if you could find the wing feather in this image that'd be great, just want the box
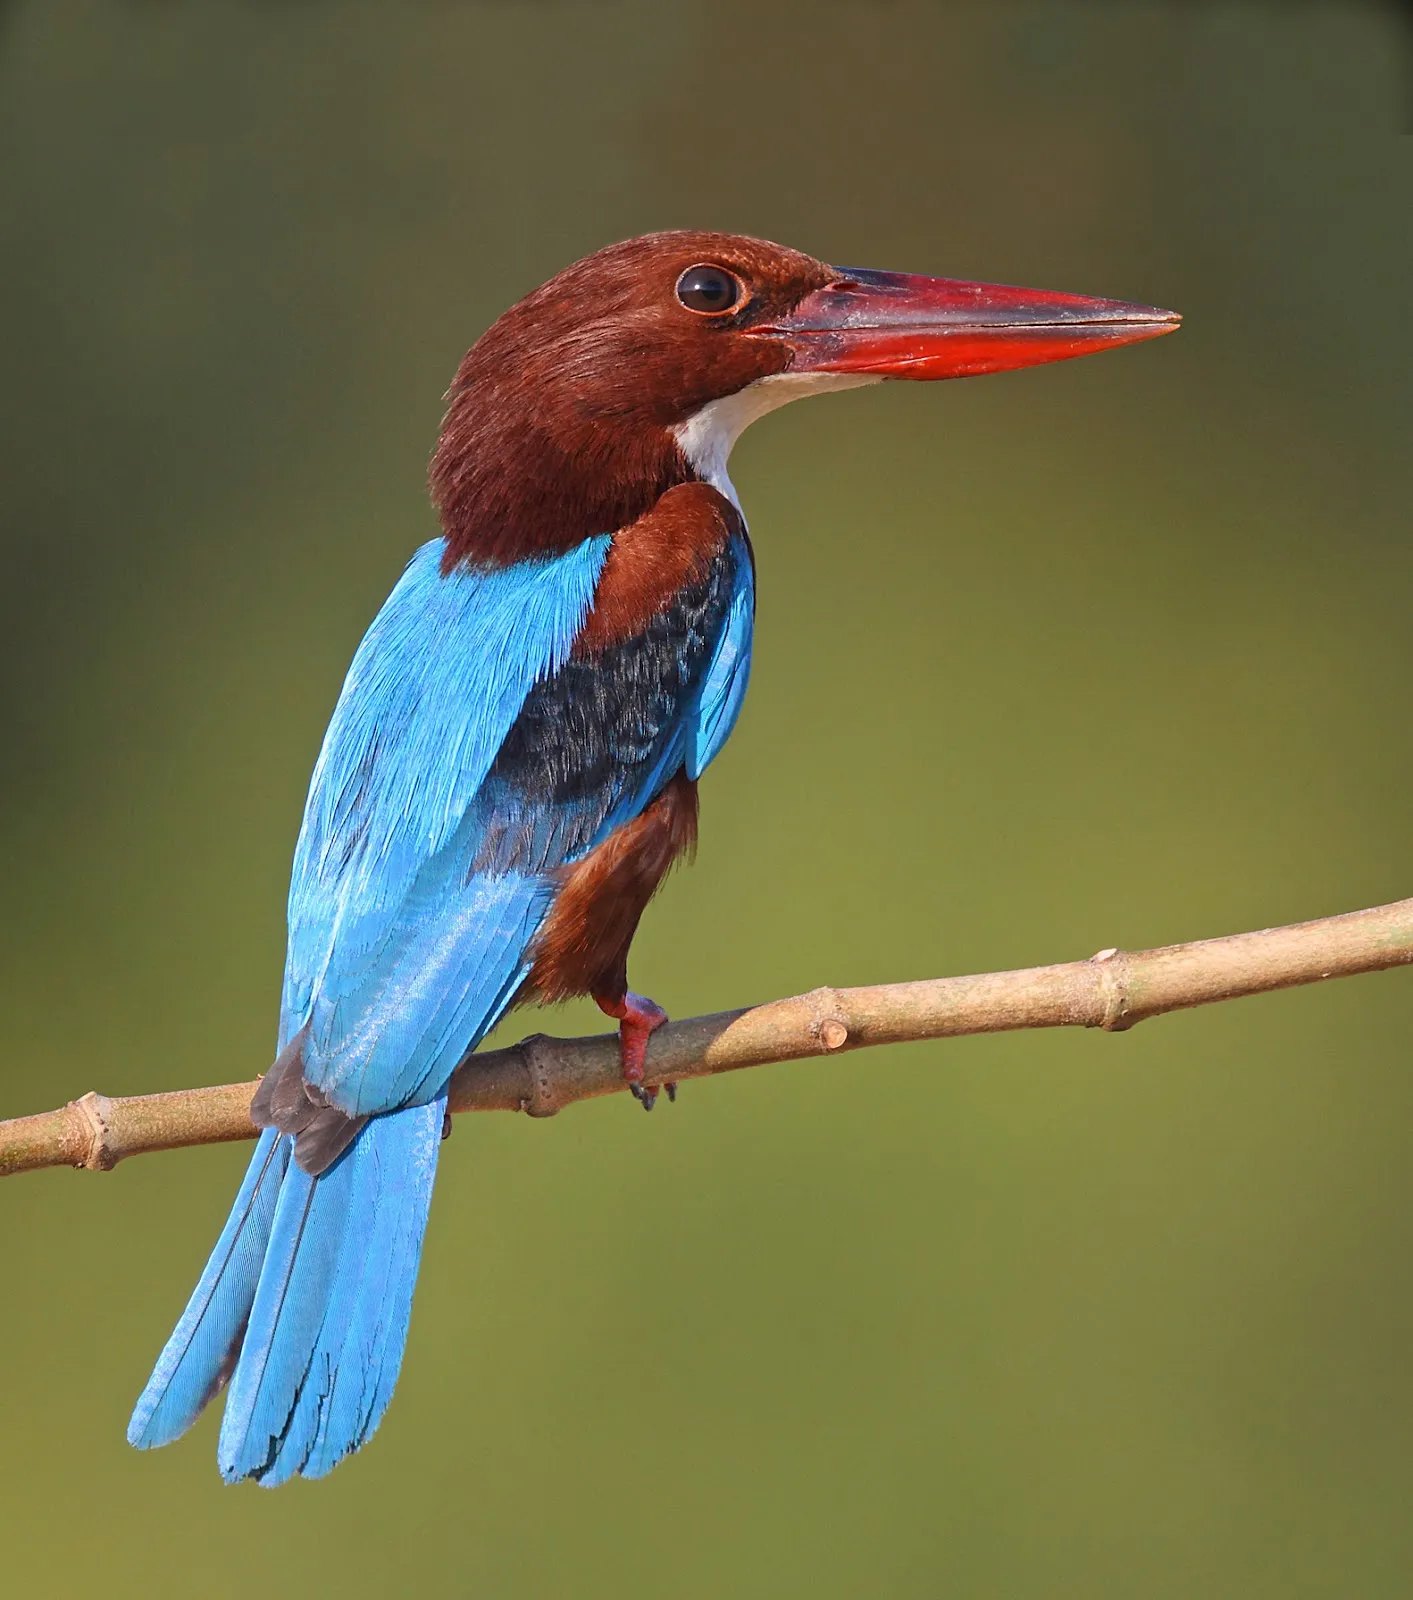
[280,537,609,1115]
[278,525,754,1124]
[687,534,755,779]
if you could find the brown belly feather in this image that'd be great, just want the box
[522,772,698,1006]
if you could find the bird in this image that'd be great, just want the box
[126,230,1179,1484]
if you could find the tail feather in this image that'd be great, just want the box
[128,1128,290,1450]
[216,1161,342,1481]
[215,1096,445,1485]
[285,1113,437,1480]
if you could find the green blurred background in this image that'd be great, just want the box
[2,2,1411,1594]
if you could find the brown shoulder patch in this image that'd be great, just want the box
[575,482,743,656]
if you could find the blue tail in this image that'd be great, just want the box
[128,1097,445,1484]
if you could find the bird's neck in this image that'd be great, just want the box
[432,367,873,568]
[431,373,696,571]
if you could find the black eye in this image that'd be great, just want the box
[675,264,743,315]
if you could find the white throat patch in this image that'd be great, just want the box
[671,371,880,511]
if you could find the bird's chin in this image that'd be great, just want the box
[752,267,1181,381]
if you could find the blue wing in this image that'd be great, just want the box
[281,535,610,1117]
[687,534,754,780]
[280,526,752,1122]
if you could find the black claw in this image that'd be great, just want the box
[630,1082,657,1111]
[441,1109,453,1141]
[665,1081,677,1103]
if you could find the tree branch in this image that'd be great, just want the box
[5,895,1413,1178]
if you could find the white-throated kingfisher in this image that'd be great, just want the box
[128,231,1179,1483]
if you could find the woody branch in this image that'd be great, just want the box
[4,895,1412,1178]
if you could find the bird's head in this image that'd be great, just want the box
[431,231,1179,567]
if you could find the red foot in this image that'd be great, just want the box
[595,988,672,1110]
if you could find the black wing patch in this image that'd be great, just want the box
[471,543,736,875]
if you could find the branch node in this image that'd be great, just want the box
[805,987,850,1052]
[517,1034,564,1118]
[73,1091,116,1171]
[1091,948,1134,1032]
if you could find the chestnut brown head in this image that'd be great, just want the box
[431,230,1178,567]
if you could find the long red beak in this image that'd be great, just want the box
[752,266,1180,380]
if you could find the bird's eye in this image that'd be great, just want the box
[675,265,743,315]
